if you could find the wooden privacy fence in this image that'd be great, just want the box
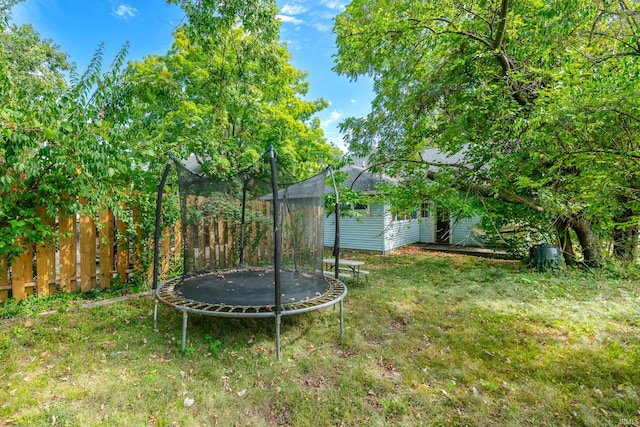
[0,197,323,303]
[180,197,324,274]
[0,203,148,303]
[181,197,272,273]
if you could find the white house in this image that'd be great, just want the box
[323,163,483,254]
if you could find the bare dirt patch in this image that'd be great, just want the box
[301,375,327,389]
[390,246,469,259]
[264,399,291,426]
[390,244,520,265]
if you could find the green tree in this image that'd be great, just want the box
[125,20,339,179]
[170,0,280,45]
[1,22,73,259]
[334,0,640,265]
[0,18,141,261]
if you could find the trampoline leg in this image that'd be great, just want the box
[339,300,344,339]
[275,314,281,361]
[153,299,158,329]
[181,310,188,354]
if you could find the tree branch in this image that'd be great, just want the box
[452,0,495,36]
[347,157,545,212]
[563,148,640,160]
[493,0,510,50]
[425,169,545,212]
[431,17,492,48]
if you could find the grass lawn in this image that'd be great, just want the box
[1,247,639,426]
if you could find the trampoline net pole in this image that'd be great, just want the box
[181,310,188,354]
[276,314,281,361]
[329,167,341,278]
[239,175,248,266]
[269,146,282,316]
[340,300,344,339]
[269,146,283,359]
[152,157,173,290]
[153,300,158,329]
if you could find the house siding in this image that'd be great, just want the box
[324,207,385,252]
[451,217,483,246]
[324,202,483,252]
[418,217,435,243]
[323,204,423,253]
[382,209,421,253]
[418,211,483,246]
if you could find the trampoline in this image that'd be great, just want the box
[152,147,347,359]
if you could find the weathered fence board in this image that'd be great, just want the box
[59,212,77,293]
[251,202,259,265]
[216,217,224,268]
[225,219,233,268]
[12,238,33,301]
[79,203,97,293]
[116,213,129,282]
[197,197,206,270]
[99,208,115,289]
[173,221,182,265]
[35,205,56,297]
[0,258,8,300]
[210,216,217,268]
[132,207,144,278]
[161,226,171,275]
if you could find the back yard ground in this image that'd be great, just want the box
[1,247,639,426]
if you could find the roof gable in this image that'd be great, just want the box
[338,165,398,193]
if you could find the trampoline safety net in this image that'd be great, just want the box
[173,158,328,277]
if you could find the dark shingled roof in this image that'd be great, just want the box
[338,164,398,193]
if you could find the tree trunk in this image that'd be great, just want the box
[555,216,575,265]
[612,204,639,262]
[571,216,602,266]
[612,224,639,262]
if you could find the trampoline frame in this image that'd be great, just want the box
[152,147,346,360]
[154,272,347,355]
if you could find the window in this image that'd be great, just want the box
[353,203,369,212]
[339,202,369,217]
[421,202,433,218]
[391,210,419,221]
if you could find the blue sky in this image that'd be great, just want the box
[10,0,374,151]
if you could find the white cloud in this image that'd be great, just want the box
[312,21,333,32]
[112,4,139,19]
[277,14,304,25]
[278,2,339,33]
[350,99,357,103]
[320,0,347,11]
[323,110,343,126]
[281,4,307,15]
[321,130,346,152]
